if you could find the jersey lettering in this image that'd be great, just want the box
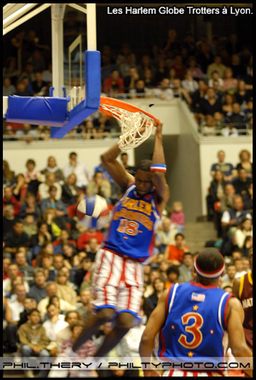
[178,312,204,349]
[117,219,139,236]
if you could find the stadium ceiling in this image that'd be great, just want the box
[3,3,88,35]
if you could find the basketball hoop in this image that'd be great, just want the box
[99,97,161,151]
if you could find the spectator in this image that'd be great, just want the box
[61,173,78,205]
[200,114,218,136]
[31,71,48,95]
[187,56,205,80]
[221,263,237,288]
[165,265,180,288]
[15,249,34,285]
[196,41,213,73]
[224,102,247,135]
[236,149,252,178]
[3,263,23,297]
[3,77,16,96]
[222,93,235,115]
[3,205,16,240]
[38,282,76,320]
[103,69,124,97]
[28,269,48,303]
[210,150,234,181]
[178,252,194,283]
[208,70,224,92]
[199,87,222,116]
[170,201,185,232]
[14,78,33,96]
[19,192,41,221]
[171,78,192,104]
[155,217,178,254]
[4,220,31,258]
[154,78,174,101]
[22,214,38,239]
[232,168,252,197]
[76,289,93,321]
[234,258,247,279]
[24,158,42,196]
[39,172,62,201]
[3,160,15,188]
[56,269,77,306]
[164,233,189,265]
[17,308,50,376]
[143,277,166,319]
[63,152,90,189]
[17,297,38,328]
[233,218,253,249]
[235,80,251,106]
[124,66,140,93]
[207,55,226,79]
[154,57,169,85]
[222,67,238,93]
[242,236,253,258]
[86,171,111,200]
[41,156,64,183]
[41,185,66,217]
[12,173,28,203]
[120,152,136,176]
[3,186,21,216]
[84,237,100,262]
[181,69,199,94]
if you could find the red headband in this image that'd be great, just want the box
[194,257,225,279]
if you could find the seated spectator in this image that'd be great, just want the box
[55,310,82,349]
[170,201,185,233]
[242,183,253,212]
[61,173,78,205]
[200,114,218,136]
[171,78,192,105]
[233,258,247,279]
[84,237,100,262]
[222,93,235,115]
[164,233,189,265]
[235,79,251,106]
[236,149,252,178]
[41,185,66,217]
[77,257,94,291]
[199,87,223,116]
[38,172,62,200]
[154,57,169,85]
[155,217,178,254]
[28,269,48,303]
[222,67,238,93]
[19,192,41,221]
[165,265,180,288]
[178,252,194,283]
[232,168,252,197]
[233,218,253,249]
[56,269,77,306]
[38,282,76,320]
[220,123,239,137]
[191,79,208,115]
[181,69,199,94]
[14,78,33,96]
[4,220,31,258]
[63,151,90,189]
[17,297,38,328]
[3,160,15,187]
[3,186,21,217]
[143,277,166,319]
[242,236,253,258]
[103,69,124,97]
[3,77,16,96]
[208,70,224,92]
[43,303,69,355]
[77,228,104,251]
[41,156,64,183]
[207,55,226,79]
[142,67,156,88]
[3,263,24,297]
[31,71,48,95]
[120,152,136,176]
[22,214,38,240]
[15,249,34,285]
[124,66,140,93]
[86,171,111,200]
[4,284,27,352]
[12,173,28,203]
[17,308,50,374]
[24,158,43,196]
[171,54,186,79]
[76,289,93,320]
[154,78,174,101]
[30,221,53,258]
[221,263,237,288]
[210,150,234,181]
[3,205,16,240]
[206,170,226,225]
[187,56,205,80]
[224,102,247,135]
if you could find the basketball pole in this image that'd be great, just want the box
[86,4,97,50]
[51,4,66,97]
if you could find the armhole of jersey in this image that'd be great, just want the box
[167,283,179,314]
[120,184,135,201]
[239,275,245,298]
[151,197,161,220]
[165,285,173,316]
[248,271,252,285]
[218,292,231,332]
[223,294,233,330]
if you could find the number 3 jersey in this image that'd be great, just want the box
[155,282,232,362]
[103,184,160,262]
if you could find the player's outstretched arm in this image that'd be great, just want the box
[226,297,252,377]
[101,143,134,190]
[151,123,170,215]
[139,290,168,376]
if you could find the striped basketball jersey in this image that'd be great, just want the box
[239,271,253,348]
[104,184,160,261]
[155,282,232,363]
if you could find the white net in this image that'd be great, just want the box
[100,104,154,151]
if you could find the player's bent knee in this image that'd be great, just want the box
[116,312,136,330]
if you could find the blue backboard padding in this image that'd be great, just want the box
[85,51,101,109]
[6,96,69,125]
[50,107,97,138]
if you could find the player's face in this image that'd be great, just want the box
[135,170,153,196]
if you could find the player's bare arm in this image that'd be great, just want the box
[151,123,170,214]
[139,289,169,376]
[100,143,134,190]
[226,297,252,377]
[232,277,241,299]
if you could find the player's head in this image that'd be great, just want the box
[135,159,153,196]
[194,248,225,285]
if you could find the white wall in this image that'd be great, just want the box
[199,140,252,215]
[3,139,134,178]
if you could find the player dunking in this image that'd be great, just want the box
[73,123,169,356]
[139,248,252,377]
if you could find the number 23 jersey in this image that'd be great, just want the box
[104,184,160,262]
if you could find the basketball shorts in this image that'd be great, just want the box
[92,248,144,319]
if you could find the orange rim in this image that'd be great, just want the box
[99,96,160,125]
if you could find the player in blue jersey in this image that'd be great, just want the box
[73,123,169,357]
[139,248,252,377]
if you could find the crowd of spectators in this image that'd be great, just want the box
[206,149,253,262]
[3,28,253,139]
[3,146,253,377]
